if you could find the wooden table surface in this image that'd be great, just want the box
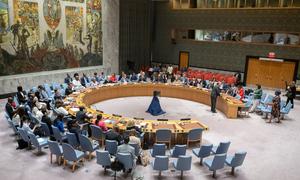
[65,83,245,134]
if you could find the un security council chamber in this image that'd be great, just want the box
[0,0,299,180]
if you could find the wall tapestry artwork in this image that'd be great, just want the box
[0,0,102,76]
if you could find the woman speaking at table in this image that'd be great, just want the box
[146,91,166,116]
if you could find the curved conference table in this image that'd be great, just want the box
[64,83,244,144]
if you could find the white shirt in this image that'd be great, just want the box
[72,79,84,90]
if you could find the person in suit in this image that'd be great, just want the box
[76,106,90,124]
[16,86,27,104]
[5,96,16,119]
[41,108,53,135]
[80,73,90,87]
[65,82,74,96]
[211,83,220,113]
[106,125,123,145]
[64,73,73,84]
[117,136,136,173]
[286,81,296,108]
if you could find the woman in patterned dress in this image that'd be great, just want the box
[268,90,281,123]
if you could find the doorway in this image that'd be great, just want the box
[179,51,189,71]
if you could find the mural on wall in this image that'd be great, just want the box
[0,0,103,76]
[86,0,102,54]
[64,0,84,3]
[43,0,61,30]
[65,6,83,44]
[13,0,39,57]
[0,0,9,44]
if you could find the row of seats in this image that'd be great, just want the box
[4,113,246,178]
[242,92,293,118]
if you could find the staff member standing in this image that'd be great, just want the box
[211,83,220,113]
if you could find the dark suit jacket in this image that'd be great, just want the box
[17,91,27,104]
[105,130,123,145]
[211,85,221,98]
[76,111,89,124]
[5,103,14,119]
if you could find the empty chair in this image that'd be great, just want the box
[261,105,272,119]
[90,125,105,147]
[52,126,67,143]
[211,141,231,154]
[17,128,31,147]
[155,129,172,149]
[27,132,48,153]
[129,143,142,157]
[170,145,187,158]
[96,150,112,171]
[187,128,203,147]
[225,151,247,175]
[116,153,135,172]
[40,122,51,137]
[78,134,99,160]
[66,132,80,148]
[172,155,192,178]
[62,143,85,172]
[150,143,166,157]
[48,140,63,165]
[151,155,169,176]
[105,140,118,155]
[281,102,292,119]
[192,144,213,165]
[204,154,227,178]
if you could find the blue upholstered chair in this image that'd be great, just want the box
[150,143,166,157]
[257,95,274,111]
[225,151,247,175]
[211,141,231,154]
[27,111,39,125]
[105,140,118,155]
[90,125,105,147]
[44,83,53,97]
[52,125,67,143]
[170,144,186,158]
[116,153,135,172]
[7,120,19,135]
[66,132,80,149]
[261,105,272,119]
[204,153,227,178]
[40,122,51,137]
[27,132,48,153]
[192,144,213,165]
[129,143,142,157]
[172,155,192,178]
[62,143,85,172]
[187,128,203,147]
[281,102,292,119]
[260,93,267,103]
[155,129,172,149]
[17,128,31,147]
[96,150,112,172]
[78,134,99,160]
[48,140,63,165]
[151,155,169,176]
